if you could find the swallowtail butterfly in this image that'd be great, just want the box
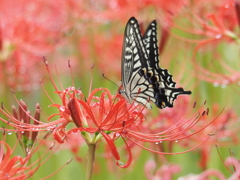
[120,17,191,109]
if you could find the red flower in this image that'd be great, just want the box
[0,132,65,180]
[0,60,222,168]
[0,140,37,180]
[0,0,66,91]
[148,96,236,170]
[171,0,240,86]
[49,87,214,168]
[47,85,145,168]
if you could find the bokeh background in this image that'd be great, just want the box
[0,0,239,179]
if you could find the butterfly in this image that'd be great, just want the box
[120,17,191,109]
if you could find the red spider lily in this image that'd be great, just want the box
[0,140,38,180]
[0,0,67,91]
[173,0,238,44]
[0,0,187,87]
[45,61,227,169]
[189,105,238,169]
[0,59,223,169]
[0,98,73,179]
[142,96,193,153]
[0,130,68,180]
[171,0,240,87]
[46,86,215,169]
[197,108,239,169]
[146,96,235,169]
[44,82,145,168]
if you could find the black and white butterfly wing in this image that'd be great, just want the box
[121,17,153,109]
[121,17,191,109]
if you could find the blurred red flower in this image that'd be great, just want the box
[0,0,67,91]
[171,0,240,87]
[0,140,38,180]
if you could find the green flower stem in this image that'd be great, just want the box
[86,143,96,180]
[93,133,102,143]
[225,30,240,44]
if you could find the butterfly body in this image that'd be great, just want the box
[120,17,191,109]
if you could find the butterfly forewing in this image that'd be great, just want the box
[121,17,148,79]
[121,17,191,109]
[121,17,153,108]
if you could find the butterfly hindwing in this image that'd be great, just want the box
[143,20,160,69]
[142,20,176,88]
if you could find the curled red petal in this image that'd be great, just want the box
[116,137,132,168]
[101,131,120,160]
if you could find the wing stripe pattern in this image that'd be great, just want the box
[121,17,191,109]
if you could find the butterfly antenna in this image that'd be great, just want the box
[102,74,119,87]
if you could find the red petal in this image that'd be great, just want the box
[101,131,120,160]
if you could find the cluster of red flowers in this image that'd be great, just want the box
[0,58,224,178]
[0,0,239,179]
[0,129,70,180]
[171,0,240,88]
